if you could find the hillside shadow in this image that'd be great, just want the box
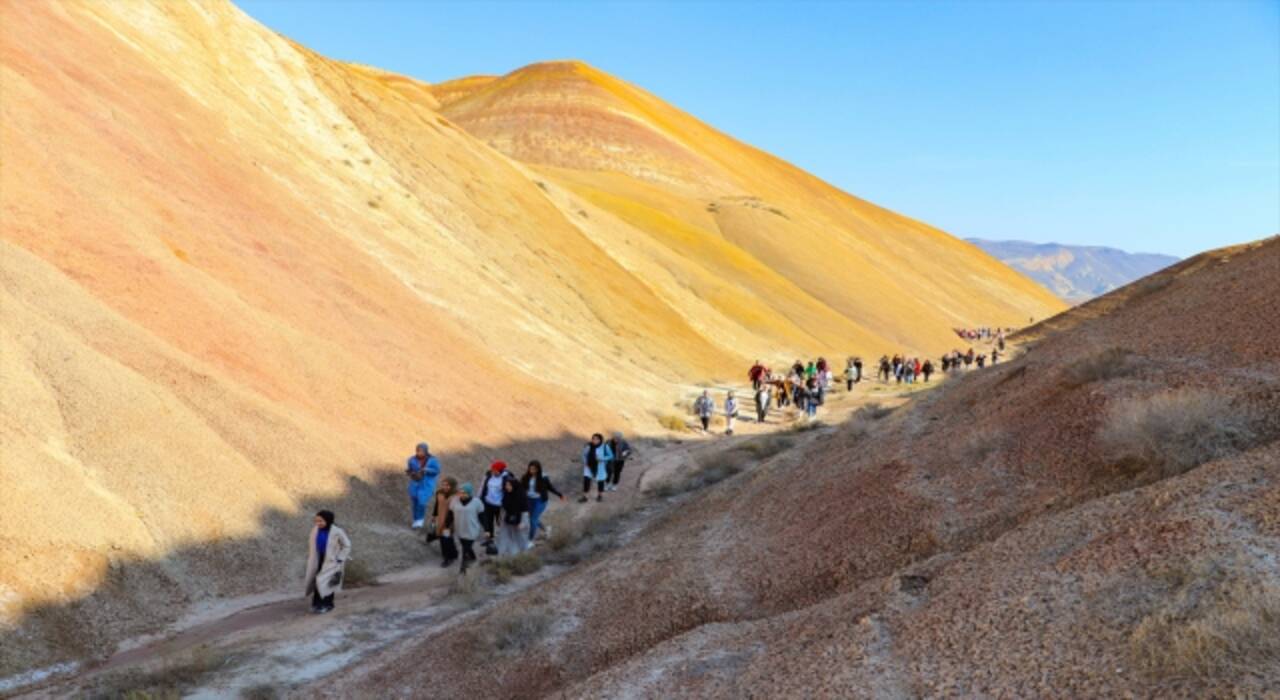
[0,430,611,692]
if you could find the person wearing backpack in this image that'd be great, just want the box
[579,433,614,502]
[405,442,441,530]
[497,476,529,555]
[480,461,513,552]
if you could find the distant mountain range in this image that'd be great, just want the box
[968,239,1180,303]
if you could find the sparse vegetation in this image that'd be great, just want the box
[484,607,553,654]
[788,419,822,433]
[85,645,233,699]
[739,435,794,459]
[342,559,376,588]
[657,413,688,432]
[445,571,490,609]
[860,402,893,420]
[1063,347,1139,386]
[1100,389,1257,477]
[1130,565,1280,683]
[486,552,543,584]
[544,510,625,565]
[645,448,753,497]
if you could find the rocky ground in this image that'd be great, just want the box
[311,238,1278,698]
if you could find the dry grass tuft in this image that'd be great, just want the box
[1063,347,1139,386]
[341,559,376,588]
[543,511,623,565]
[1130,571,1280,683]
[657,413,688,432]
[1100,390,1257,477]
[485,607,553,654]
[85,645,233,699]
[486,552,543,584]
[445,572,490,608]
[964,426,1006,464]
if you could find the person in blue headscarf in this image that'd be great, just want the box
[406,442,441,529]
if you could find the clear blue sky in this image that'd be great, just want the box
[238,0,1278,258]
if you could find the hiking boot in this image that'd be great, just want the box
[439,558,455,568]
[578,495,588,503]
[411,519,424,529]
[596,494,603,502]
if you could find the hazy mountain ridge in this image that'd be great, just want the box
[969,238,1179,303]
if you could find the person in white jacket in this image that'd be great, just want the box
[304,510,351,614]
[724,391,739,435]
[450,483,485,574]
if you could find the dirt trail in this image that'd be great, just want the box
[17,376,944,698]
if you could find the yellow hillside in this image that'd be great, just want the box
[0,0,1061,669]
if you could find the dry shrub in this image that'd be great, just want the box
[341,559,376,588]
[487,552,543,584]
[789,419,821,433]
[1101,390,1257,477]
[1063,347,1138,386]
[657,414,688,432]
[544,511,622,565]
[485,607,553,654]
[860,402,893,420]
[1130,574,1280,683]
[739,435,794,459]
[445,572,490,609]
[87,645,232,699]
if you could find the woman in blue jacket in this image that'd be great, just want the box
[406,442,441,529]
[579,433,614,503]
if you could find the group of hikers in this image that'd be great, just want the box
[954,327,1011,342]
[304,334,1018,613]
[303,433,634,613]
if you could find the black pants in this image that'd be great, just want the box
[440,535,458,562]
[756,403,767,422]
[846,379,853,391]
[458,538,476,573]
[481,503,501,540]
[583,476,605,493]
[608,459,627,486]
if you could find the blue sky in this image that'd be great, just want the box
[238,0,1278,258]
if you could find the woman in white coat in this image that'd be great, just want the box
[304,510,351,614]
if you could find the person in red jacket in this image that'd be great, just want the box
[748,360,767,390]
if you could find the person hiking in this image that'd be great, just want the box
[913,358,922,382]
[497,477,529,555]
[805,361,817,380]
[878,355,891,382]
[304,510,351,614]
[429,477,459,567]
[521,460,563,542]
[922,359,934,382]
[853,356,863,384]
[976,353,986,368]
[606,432,632,491]
[724,391,739,435]
[405,442,441,530]
[802,378,819,419]
[748,360,766,390]
[991,349,1000,364]
[754,383,770,423]
[844,358,856,391]
[580,433,614,502]
[694,391,714,433]
[964,348,975,368]
[480,461,513,552]
[792,360,805,379]
[449,483,485,574]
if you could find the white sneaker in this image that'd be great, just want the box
[411,519,424,529]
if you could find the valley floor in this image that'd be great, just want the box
[19,373,945,698]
